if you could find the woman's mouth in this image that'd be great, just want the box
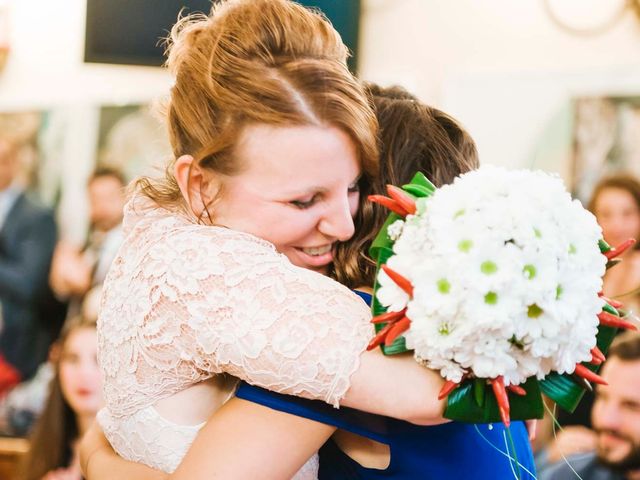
[301,245,332,256]
[295,244,334,269]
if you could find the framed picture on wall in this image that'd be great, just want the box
[0,104,171,241]
[571,95,640,202]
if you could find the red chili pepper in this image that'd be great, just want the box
[590,346,606,364]
[598,311,638,331]
[507,385,527,396]
[381,264,414,297]
[371,308,407,324]
[384,316,411,346]
[386,185,417,215]
[367,321,396,351]
[368,195,409,217]
[604,238,637,260]
[598,293,624,309]
[491,376,511,427]
[574,364,608,386]
[590,354,603,366]
[438,379,462,400]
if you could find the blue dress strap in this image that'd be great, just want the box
[236,384,391,444]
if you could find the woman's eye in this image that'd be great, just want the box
[290,196,317,209]
[61,353,80,365]
[348,181,360,193]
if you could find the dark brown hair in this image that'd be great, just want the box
[608,331,640,362]
[89,166,127,187]
[22,317,97,480]
[137,0,378,221]
[588,173,640,249]
[330,84,479,288]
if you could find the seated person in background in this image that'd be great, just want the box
[546,174,640,436]
[50,167,126,322]
[590,174,640,315]
[537,331,640,480]
[21,316,103,480]
[0,132,58,390]
[0,352,55,437]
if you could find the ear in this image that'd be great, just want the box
[174,155,217,218]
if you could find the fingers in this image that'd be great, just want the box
[525,419,537,442]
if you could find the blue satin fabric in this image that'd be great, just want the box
[235,291,536,479]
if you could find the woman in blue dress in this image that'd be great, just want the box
[81,85,536,479]
[225,85,536,479]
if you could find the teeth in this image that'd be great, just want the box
[302,245,332,256]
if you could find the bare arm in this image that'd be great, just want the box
[80,421,168,480]
[81,350,445,480]
[170,350,448,479]
[80,400,334,480]
[171,398,335,480]
[343,350,446,425]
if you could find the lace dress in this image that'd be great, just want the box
[97,194,373,477]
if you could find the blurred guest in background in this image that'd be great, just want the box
[0,132,58,391]
[22,316,103,480]
[589,174,640,315]
[538,332,640,480]
[50,167,126,323]
[541,174,640,444]
[0,350,55,437]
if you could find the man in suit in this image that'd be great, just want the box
[0,135,58,388]
[49,167,125,322]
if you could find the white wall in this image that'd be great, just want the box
[0,0,172,241]
[0,0,171,110]
[359,0,640,173]
[2,0,640,179]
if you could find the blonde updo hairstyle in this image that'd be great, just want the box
[138,0,379,223]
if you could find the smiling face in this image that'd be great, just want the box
[59,327,103,417]
[592,357,640,471]
[88,175,126,233]
[593,187,640,249]
[212,123,361,274]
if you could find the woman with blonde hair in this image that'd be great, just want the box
[89,0,446,478]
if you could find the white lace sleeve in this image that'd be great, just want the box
[100,219,373,412]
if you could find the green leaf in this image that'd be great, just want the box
[445,377,544,423]
[599,239,611,253]
[474,378,485,407]
[369,213,400,264]
[369,172,437,357]
[405,171,436,191]
[540,325,617,412]
[402,184,433,198]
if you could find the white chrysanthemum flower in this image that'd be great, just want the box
[387,219,406,241]
[375,255,414,312]
[374,165,605,385]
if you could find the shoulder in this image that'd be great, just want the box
[8,194,55,233]
[155,223,280,265]
[12,193,53,219]
[537,452,606,480]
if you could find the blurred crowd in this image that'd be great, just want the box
[0,127,125,479]
[0,123,639,479]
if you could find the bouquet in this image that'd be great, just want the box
[368,166,637,426]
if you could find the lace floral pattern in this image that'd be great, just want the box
[97,194,372,473]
